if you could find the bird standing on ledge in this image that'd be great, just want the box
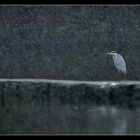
[106,51,127,75]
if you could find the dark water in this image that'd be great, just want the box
[0,103,140,134]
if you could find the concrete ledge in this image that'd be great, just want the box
[0,79,140,134]
[0,79,140,108]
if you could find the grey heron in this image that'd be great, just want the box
[106,51,127,74]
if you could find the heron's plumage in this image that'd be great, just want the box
[113,53,127,74]
[106,51,127,74]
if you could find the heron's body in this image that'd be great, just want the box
[106,51,127,75]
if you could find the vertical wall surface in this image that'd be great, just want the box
[0,79,140,134]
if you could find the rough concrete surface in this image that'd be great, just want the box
[0,79,140,134]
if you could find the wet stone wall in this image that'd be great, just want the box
[0,80,140,134]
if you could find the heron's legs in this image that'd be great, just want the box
[123,72,127,81]
[117,70,121,77]
[117,70,127,80]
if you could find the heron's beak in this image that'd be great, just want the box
[106,53,113,56]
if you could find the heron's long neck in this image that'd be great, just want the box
[113,54,118,58]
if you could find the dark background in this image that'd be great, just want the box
[0,5,139,80]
